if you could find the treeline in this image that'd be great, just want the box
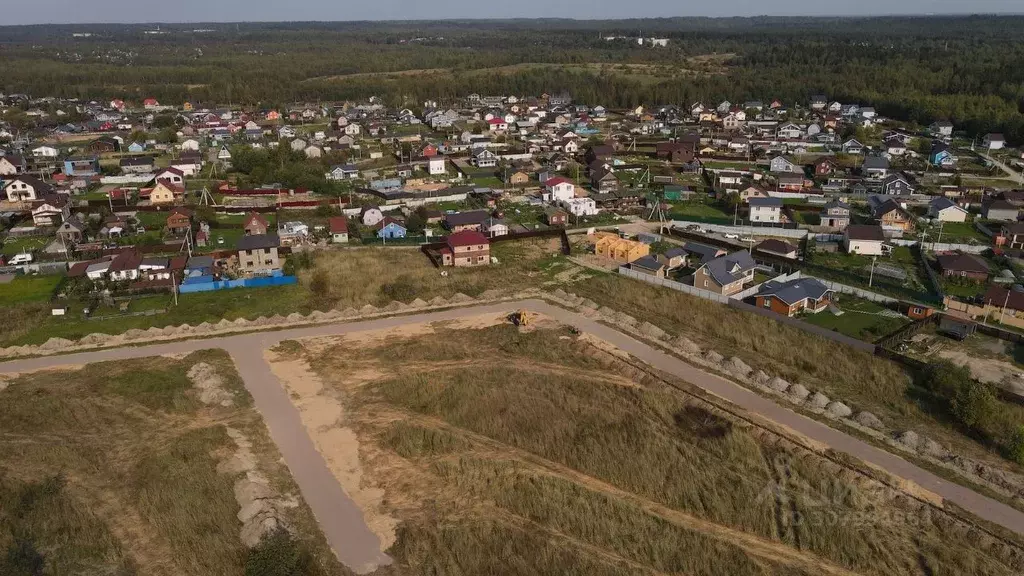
[3,17,1024,142]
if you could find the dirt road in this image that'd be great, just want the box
[4,299,1024,562]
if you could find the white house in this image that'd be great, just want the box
[928,197,969,223]
[428,156,446,176]
[32,146,58,158]
[344,123,361,136]
[769,156,800,174]
[748,197,783,223]
[31,197,70,227]
[4,176,52,202]
[180,138,201,151]
[562,197,598,217]
[777,123,803,140]
[304,145,323,159]
[481,217,509,238]
[544,177,576,202]
[154,167,185,186]
[361,207,385,227]
[984,134,1006,150]
[843,225,886,256]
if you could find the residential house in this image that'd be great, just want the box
[590,166,618,193]
[562,197,598,217]
[593,234,650,263]
[930,142,957,168]
[471,148,498,168]
[57,217,86,244]
[842,139,865,155]
[243,212,270,236]
[481,217,509,238]
[361,206,385,227]
[236,234,281,277]
[631,255,667,278]
[777,174,806,192]
[505,170,530,186]
[749,197,783,224]
[326,164,360,181]
[692,251,756,296]
[440,230,491,267]
[862,156,890,180]
[154,167,185,186]
[769,156,800,174]
[754,239,798,259]
[983,199,1019,222]
[0,155,25,176]
[148,180,184,205]
[869,196,914,234]
[444,210,490,233]
[929,197,969,222]
[657,247,688,269]
[936,252,989,281]
[740,186,769,202]
[428,156,446,176]
[814,157,837,176]
[120,156,154,174]
[755,278,834,317]
[4,176,52,202]
[87,137,119,154]
[929,121,954,137]
[880,173,914,196]
[63,156,101,177]
[108,249,144,281]
[984,134,1006,151]
[820,199,851,230]
[544,207,569,226]
[328,216,349,243]
[843,225,886,255]
[544,177,576,202]
[32,146,59,158]
[777,123,803,140]
[165,208,192,235]
[377,217,407,239]
[31,195,70,227]
[1000,222,1024,249]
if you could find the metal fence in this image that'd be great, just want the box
[669,220,810,239]
[617,266,731,303]
[798,273,899,304]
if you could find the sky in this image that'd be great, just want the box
[3,0,1022,25]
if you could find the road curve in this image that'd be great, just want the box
[2,299,1024,555]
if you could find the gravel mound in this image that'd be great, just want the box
[359,305,378,315]
[723,357,752,378]
[78,333,110,346]
[409,298,428,308]
[187,362,234,407]
[598,306,616,317]
[580,298,599,310]
[920,437,950,459]
[478,289,503,300]
[808,392,830,409]
[854,411,885,430]
[895,431,920,451]
[825,401,852,418]
[382,301,403,312]
[703,350,724,364]
[428,296,448,307]
[449,292,474,303]
[752,371,771,385]
[787,383,810,401]
[639,322,667,340]
[552,288,569,300]
[768,377,791,392]
[615,312,639,328]
[285,312,305,322]
[39,337,74,351]
[672,336,701,355]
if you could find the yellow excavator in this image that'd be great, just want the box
[509,309,531,327]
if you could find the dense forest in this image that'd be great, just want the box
[2,17,1024,141]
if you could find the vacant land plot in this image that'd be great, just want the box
[0,350,343,576]
[0,274,62,305]
[271,322,1024,576]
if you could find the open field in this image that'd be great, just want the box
[0,350,344,576]
[0,274,62,305]
[269,321,1024,575]
[568,273,1024,486]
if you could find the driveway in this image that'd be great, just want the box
[2,299,1023,562]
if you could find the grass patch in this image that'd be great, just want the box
[302,325,1024,576]
[1,236,50,258]
[801,296,910,342]
[0,350,344,576]
[0,275,61,305]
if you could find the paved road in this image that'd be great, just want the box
[3,299,1024,559]
[980,153,1024,185]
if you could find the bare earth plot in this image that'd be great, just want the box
[266,315,1024,576]
[0,350,344,576]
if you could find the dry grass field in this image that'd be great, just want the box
[269,321,1024,576]
[0,350,344,576]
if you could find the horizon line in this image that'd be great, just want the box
[3,12,1024,27]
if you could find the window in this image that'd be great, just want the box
[703,279,708,288]
[763,298,771,309]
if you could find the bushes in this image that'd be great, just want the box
[920,360,1024,460]
[244,529,313,576]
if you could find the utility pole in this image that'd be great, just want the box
[1001,288,1011,325]
[868,256,877,287]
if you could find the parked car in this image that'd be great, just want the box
[723,233,740,240]
[9,253,34,265]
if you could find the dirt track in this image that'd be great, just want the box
[4,299,1024,569]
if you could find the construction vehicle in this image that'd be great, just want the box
[509,309,531,327]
